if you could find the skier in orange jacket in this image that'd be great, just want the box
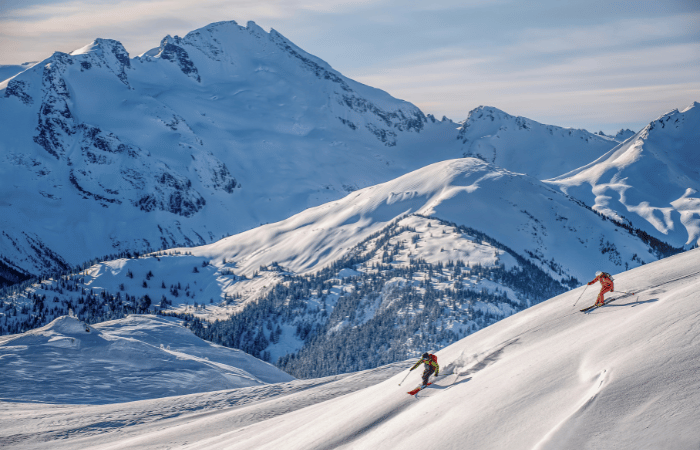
[588,271,614,307]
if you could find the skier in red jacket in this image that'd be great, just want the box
[588,271,614,307]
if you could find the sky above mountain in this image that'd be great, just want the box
[1,0,698,135]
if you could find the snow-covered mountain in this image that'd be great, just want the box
[596,128,635,142]
[0,314,292,404]
[1,247,698,449]
[0,20,620,281]
[2,158,671,375]
[612,128,635,142]
[0,20,450,279]
[547,102,700,249]
[457,106,622,180]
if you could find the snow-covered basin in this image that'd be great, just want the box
[1,249,699,449]
[0,315,293,404]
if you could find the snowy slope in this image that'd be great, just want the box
[457,106,621,180]
[0,361,406,449]
[0,63,36,82]
[1,247,698,449]
[548,102,700,248]
[203,248,700,450]
[0,20,619,279]
[0,314,292,404]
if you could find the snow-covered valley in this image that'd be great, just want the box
[2,247,698,449]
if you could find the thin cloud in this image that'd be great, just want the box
[0,0,379,60]
[0,0,697,134]
[351,39,699,130]
[511,13,700,56]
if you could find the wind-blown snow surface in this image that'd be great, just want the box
[0,19,619,278]
[1,248,698,449]
[0,314,292,404]
[548,102,700,248]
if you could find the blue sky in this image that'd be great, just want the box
[1,0,698,134]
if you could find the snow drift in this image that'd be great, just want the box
[0,314,293,404]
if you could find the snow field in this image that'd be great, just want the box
[0,360,406,449]
[0,315,293,404]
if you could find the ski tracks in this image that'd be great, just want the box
[531,369,609,450]
[310,395,415,450]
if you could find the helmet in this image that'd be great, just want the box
[595,271,602,277]
[422,352,430,359]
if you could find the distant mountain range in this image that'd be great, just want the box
[1,20,638,282]
[0,157,679,375]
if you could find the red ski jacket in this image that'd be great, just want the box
[588,274,614,291]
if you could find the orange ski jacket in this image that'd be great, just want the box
[588,273,614,291]
[410,355,440,376]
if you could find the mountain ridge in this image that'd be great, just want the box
[547,101,700,248]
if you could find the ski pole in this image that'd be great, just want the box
[573,284,588,307]
[399,370,411,386]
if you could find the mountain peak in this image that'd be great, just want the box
[246,20,266,35]
[548,100,700,247]
[462,105,511,124]
[680,100,700,114]
[70,38,128,57]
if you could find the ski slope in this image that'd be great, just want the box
[1,247,698,449]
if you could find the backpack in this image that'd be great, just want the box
[601,272,614,281]
[429,354,437,363]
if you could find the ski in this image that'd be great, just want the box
[580,292,635,312]
[407,382,432,396]
[580,304,601,312]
